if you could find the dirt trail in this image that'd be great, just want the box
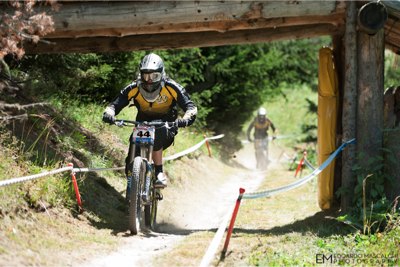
[79,142,280,267]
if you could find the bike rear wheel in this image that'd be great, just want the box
[128,156,146,235]
[255,140,268,170]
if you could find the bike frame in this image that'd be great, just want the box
[254,138,269,170]
[127,124,154,204]
[115,119,172,235]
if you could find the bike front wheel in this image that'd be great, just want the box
[128,156,146,235]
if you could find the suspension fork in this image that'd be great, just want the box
[140,145,154,204]
[139,158,152,204]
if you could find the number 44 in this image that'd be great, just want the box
[137,131,151,137]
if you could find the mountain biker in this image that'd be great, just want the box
[102,53,197,187]
[247,107,276,168]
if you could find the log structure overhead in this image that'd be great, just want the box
[22,1,348,53]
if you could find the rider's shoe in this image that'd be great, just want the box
[154,172,168,188]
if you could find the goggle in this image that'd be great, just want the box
[142,72,162,82]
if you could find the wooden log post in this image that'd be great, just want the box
[356,29,385,173]
[332,34,344,209]
[341,1,357,211]
[384,86,400,201]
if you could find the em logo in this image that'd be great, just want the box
[316,254,334,264]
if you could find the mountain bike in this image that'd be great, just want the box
[115,119,175,235]
[254,139,269,170]
[254,136,275,170]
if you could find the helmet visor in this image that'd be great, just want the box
[142,72,162,82]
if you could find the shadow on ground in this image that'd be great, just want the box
[230,210,356,238]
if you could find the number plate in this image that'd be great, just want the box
[132,125,155,145]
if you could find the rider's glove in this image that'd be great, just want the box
[175,118,189,128]
[102,107,115,125]
[272,136,276,140]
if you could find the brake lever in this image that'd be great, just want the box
[164,121,176,131]
[165,121,172,130]
[116,120,124,127]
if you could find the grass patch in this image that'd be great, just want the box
[214,159,400,266]
[1,94,211,266]
[155,145,397,266]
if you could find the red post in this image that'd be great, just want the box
[204,134,212,157]
[221,188,245,257]
[300,151,307,177]
[68,163,83,212]
[294,151,306,178]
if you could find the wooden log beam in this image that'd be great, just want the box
[33,1,345,38]
[45,14,345,38]
[24,24,343,54]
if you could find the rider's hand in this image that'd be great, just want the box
[102,108,115,125]
[272,136,276,140]
[175,118,189,128]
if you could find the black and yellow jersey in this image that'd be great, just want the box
[247,117,276,140]
[108,78,197,124]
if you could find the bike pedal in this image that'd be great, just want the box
[156,192,163,201]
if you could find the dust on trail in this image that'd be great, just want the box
[79,141,279,267]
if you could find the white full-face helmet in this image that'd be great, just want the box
[138,53,165,102]
[257,107,267,122]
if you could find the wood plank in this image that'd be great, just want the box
[24,24,343,54]
[40,1,341,33]
[45,14,345,38]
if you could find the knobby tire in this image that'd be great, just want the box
[128,157,145,235]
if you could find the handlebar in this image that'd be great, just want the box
[114,119,176,128]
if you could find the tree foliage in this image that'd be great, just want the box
[11,38,325,152]
[385,51,400,89]
[0,0,57,59]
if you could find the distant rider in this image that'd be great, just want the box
[247,107,276,168]
[102,53,197,187]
